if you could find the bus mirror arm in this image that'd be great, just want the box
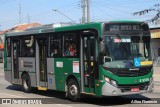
[104,56,112,63]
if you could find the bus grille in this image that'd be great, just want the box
[114,69,149,77]
[103,66,152,77]
[118,82,149,93]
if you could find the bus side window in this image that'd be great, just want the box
[63,32,78,57]
[20,36,35,57]
[64,43,77,56]
[50,33,62,57]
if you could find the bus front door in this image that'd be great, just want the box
[12,39,19,83]
[36,38,48,89]
[81,33,97,94]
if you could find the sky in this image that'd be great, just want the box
[0,0,160,30]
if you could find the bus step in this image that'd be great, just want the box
[37,86,47,91]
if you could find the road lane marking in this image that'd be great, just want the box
[55,104,72,107]
[0,93,26,98]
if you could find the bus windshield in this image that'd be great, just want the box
[100,35,152,68]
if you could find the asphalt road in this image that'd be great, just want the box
[0,64,160,107]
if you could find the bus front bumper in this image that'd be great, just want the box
[102,81,154,96]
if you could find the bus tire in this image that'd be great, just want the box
[67,79,80,101]
[22,74,32,93]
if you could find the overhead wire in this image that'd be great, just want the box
[91,0,159,20]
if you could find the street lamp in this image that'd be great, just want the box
[52,9,76,23]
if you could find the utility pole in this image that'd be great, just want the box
[87,0,90,22]
[19,0,22,24]
[81,0,86,23]
[81,0,90,23]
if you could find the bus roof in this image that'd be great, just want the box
[6,22,102,37]
[6,20,145,37]
[108,20,143,23]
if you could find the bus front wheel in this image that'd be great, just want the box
[67,79,80,101]
[22,74,32,93]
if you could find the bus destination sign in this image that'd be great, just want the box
[106,24,141,31]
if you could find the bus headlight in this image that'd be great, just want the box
[104,77,110,83]
[104,76,118,87]
[111,80,118,87]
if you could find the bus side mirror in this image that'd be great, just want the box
[100,43,105,53]
[104,56,112,63]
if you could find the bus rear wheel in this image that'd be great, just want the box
[67,79,80,101]
[22,74,32,93]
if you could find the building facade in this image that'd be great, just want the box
[150,28,160,66]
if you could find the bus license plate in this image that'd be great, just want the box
[131,88,139,92]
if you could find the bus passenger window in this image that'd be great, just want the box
[20,36,35,57]
[63,32,78,57]
[64,43,77,56]
[50,33,62,57]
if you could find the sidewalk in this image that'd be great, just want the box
[153,66,160,86]
[0,63,4,76]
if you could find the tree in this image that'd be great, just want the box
[133,4,160,24]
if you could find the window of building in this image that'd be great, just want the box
[20,36,35,57]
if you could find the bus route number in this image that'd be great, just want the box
[120,25,140,31]
[139,78,149,83]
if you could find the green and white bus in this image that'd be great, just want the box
[4,21,153,101]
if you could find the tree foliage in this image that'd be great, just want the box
[133,4,160,24]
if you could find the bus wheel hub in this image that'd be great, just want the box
[69,85,77,96]
[23,79,29,89]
